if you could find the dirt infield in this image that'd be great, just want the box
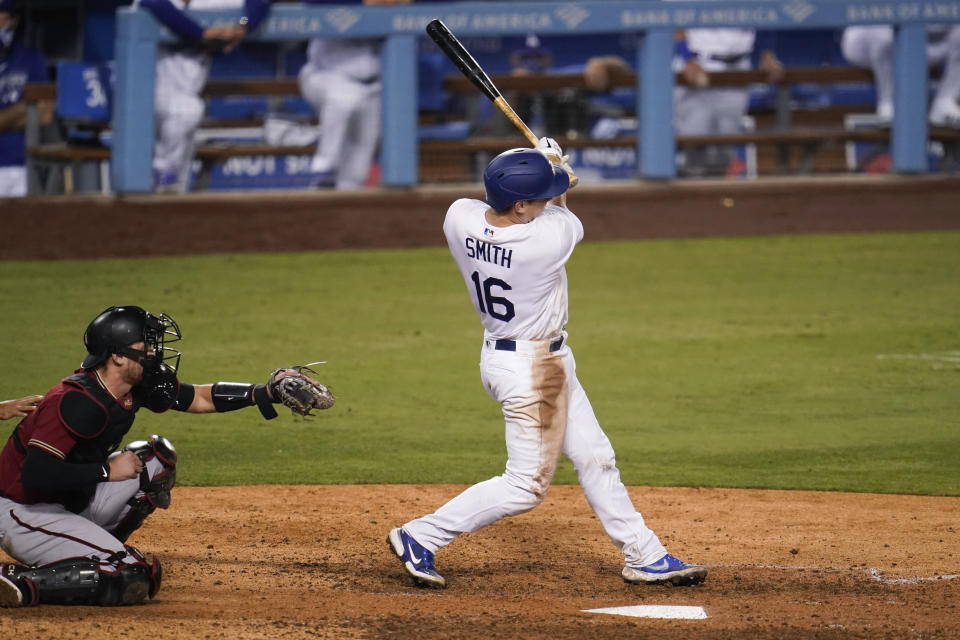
[1,485,957,639]
[2,176,959,637]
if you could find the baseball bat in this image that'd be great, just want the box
[425,19,539,147]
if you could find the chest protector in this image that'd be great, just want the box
[43,373,142,512]
[60,373,140,464]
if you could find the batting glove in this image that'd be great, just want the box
[536,136,578,188]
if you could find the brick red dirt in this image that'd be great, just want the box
[1,177,958,638]
[1,485,957,639]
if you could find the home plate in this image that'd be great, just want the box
[581,605,708,619]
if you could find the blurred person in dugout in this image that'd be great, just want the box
[135,0,272,193]
[298,0,412,190]
[842,25,960,127]
[0,0,52,198]
[584,29,782,178]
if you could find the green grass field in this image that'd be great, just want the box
[2,231,957,495]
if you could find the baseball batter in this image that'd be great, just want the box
[0,305,332,607]
[136,0,271,192]
[388,141,707,589]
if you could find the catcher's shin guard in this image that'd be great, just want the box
[111,435,177,543]
[10,548,162,606]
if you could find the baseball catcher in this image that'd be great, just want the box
[0,305,334,608]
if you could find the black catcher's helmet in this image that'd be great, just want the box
[81,305,182,373]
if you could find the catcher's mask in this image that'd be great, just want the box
[81,305,182,375]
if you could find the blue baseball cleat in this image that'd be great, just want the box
[387,527,446,588]
[622,554,707,586]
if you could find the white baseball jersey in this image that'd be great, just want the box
[443,198,583,341]
[685,29,755,58]
[305,38,381,83]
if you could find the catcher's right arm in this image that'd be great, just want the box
[267,363,335,417]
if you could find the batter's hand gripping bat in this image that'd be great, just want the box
[426,19,578,186]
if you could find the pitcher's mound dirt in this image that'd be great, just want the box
[2,485,957,639]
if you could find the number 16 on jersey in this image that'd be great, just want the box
[471,272,515,322]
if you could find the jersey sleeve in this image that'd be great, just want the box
[26,391,107,460]
[550,204,584,249]
[242,0,271,31]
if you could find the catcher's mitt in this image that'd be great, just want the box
[267,362,335,417]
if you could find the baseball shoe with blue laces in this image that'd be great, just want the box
[622,554,707,586]
[387,527,446,588]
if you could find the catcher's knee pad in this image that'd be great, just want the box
[111,435,177,543]
[8,549,160,606]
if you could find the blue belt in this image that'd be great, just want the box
[494,338,564,352]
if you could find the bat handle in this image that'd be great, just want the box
[493,96,539,147]
[493,96,580,188]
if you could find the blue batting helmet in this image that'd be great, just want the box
[483,148,569,211]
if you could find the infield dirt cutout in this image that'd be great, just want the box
[1,485,957,639]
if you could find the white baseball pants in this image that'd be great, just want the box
[298,63,381,189]
[404,338,668,568]
[153,47,210,191]
[842,25,960,118]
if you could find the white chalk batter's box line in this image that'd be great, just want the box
[876,350,960,366]
[720,563,960,585]
[577,565,959,620]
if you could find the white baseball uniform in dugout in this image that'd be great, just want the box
[297,36,383,189]
[137,0,247,192]
[401,196,669,570]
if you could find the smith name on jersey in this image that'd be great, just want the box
[464,237,514,268]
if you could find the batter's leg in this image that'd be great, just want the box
[403,347,567,553]
[559,350,668,568]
